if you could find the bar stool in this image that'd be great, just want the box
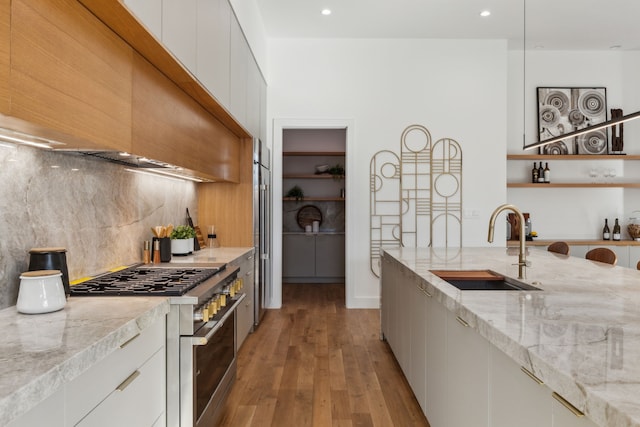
[547,241,570,255]
[585,247,617,266]
[637,260,640,270]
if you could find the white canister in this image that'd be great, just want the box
[17,270,66,314]
[312,220,320,233]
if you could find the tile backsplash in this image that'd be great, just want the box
[0,143,198,309]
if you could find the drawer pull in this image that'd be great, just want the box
[456,316,469,327]
[552,392,584,418]
[423,289,432,297]
[520,367,544,385]
[116,370,140,392]
[120,333,140,348]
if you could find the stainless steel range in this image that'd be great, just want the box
[71,263,245,427]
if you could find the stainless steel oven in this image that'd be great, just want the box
[70,261,244,427]
[180,295,242,426]
[167,264,244,427]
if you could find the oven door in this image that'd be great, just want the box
[180,294,245,427]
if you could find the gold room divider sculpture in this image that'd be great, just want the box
[369,124,462,277]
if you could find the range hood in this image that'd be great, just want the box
[0,115,215,183]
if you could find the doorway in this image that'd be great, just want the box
[281,129,346,298]
[270,119,354,309]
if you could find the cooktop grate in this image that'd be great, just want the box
[70,266,223,296]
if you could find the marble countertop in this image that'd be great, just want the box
[167,246,253,265]
[0,297,169,425]
[0,246,252,425]
[383,246,640,427]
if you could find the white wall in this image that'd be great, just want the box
[507,49,640,240]
[268,38,509,308]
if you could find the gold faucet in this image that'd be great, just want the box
[488,204,528,279]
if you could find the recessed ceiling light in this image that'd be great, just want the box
[321,8,331,16]
[480,10,491,17]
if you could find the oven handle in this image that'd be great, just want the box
[186,293,246,346]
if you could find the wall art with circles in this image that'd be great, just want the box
[537,87,608,155]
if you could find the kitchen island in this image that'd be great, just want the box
[382,247,640,427]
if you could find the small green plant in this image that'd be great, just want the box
[285,185,305,201]
[170,225,196,239]
[328,163,345,180]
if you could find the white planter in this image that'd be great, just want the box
[171,238,191,255]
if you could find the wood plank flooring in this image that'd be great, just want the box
[217,283,430,427]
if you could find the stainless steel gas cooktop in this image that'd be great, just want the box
[69,264,225,296]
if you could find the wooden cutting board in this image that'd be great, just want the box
[194,226,207,249]
[429,270,504,281]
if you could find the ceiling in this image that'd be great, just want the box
[255,0,640,51]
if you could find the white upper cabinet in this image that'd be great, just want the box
[123,0,265,138]
[162,0,198,73]
[246,55,261,138]
[196,0,231,107]
[123,0,163,39]
[229,14,248,127]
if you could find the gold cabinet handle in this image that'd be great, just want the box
[456,316,469,327]
[423,288,432,297]
[116,370,140,392]
[520,367,544,385]
[552,392,584,418]
[119,333,140,349]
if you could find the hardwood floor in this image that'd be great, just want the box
[217,283,430,427]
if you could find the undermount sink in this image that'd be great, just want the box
[430,269,541,291]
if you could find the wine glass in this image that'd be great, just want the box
[589,168,598,183]
[608,168,616,183]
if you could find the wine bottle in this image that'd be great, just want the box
[537,162,545,183]
[543,162,550,183]
[531,162,538,183]
[602,219,610,240]
[613,218,621,241]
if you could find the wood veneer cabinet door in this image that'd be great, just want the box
[0,0,9,114]
[132,53,240,182]
[10,0,132,151]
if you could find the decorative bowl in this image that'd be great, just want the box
[315,164,329,173]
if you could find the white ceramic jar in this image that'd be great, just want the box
[17,270,66,314]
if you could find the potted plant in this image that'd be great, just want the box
[285,185,305,201]
[170,225,196,255]
[328,163,345,181]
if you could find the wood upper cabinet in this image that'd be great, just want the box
[0,0,9,114]
[132,53,240,182]
[10,0,132,152]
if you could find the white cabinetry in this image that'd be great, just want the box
[446,310,489,427]
[8,317,166,427]
[162,0,197,72]
[630,246,640,268]
[229,15,248,127]
[490,345,552,427]
[282,234,345,282]
[66,317,166,426]
[7,389,64,427]
[123,0,265,138]
[569,244,632,267]
[229,249,255,350]
[124,0,162,39]
[196,0,231,107]
[381,257,599,427]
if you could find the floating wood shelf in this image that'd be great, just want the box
[507,154,640,160]
[283,174,343,179]
[507,183,640,188]
[283,197,345,201]
[283,151,345,156]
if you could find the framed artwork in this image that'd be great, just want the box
[537,87,608,155]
